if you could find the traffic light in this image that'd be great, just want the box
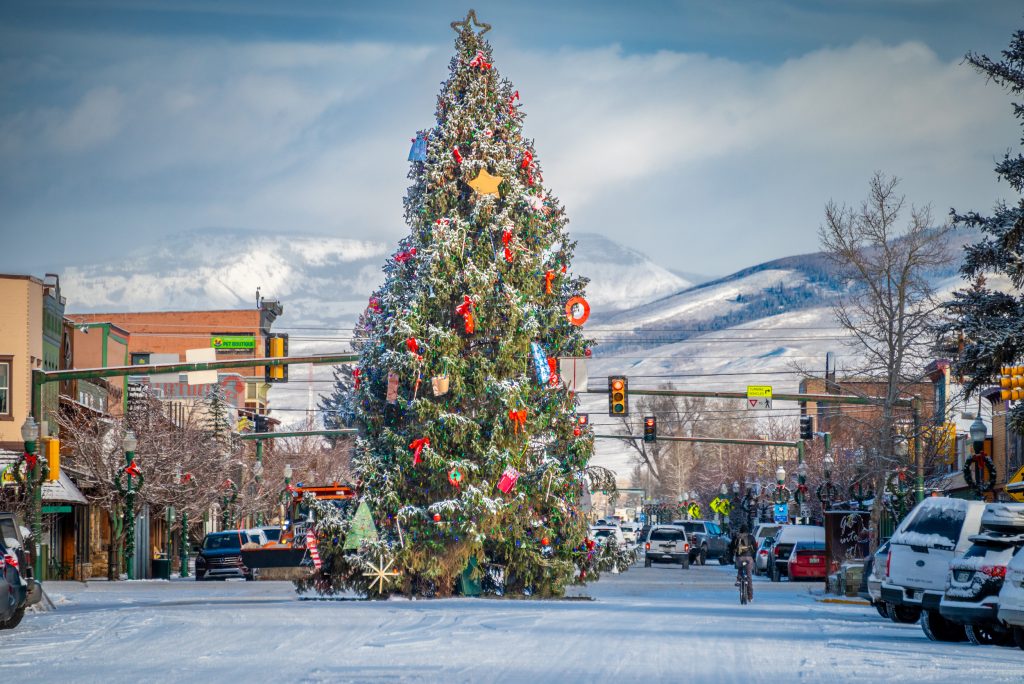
[608,376,628,416]
[643,416,657,443]
[45,437,60,482]
[265,333,289,384]
[1000,365,1024,401]
[800,415,814,440]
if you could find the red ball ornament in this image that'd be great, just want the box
[573,427,581,437]
[541,537,550,546]
[433,513,442,523]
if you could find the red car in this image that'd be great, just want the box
[788,540,828,580]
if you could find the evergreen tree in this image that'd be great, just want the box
[945,29,1024,432]
[310,14,602,597]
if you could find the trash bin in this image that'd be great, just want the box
[152,558,171,580]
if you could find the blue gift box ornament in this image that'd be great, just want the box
[531,341,550,385]
[408,131,428,161]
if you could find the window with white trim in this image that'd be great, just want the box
[0,359,9,416]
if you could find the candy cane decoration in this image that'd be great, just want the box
[469,50,492,69]
[306,528,321,570]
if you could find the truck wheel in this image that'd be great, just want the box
[0,606,25,630]
[698,547,707,566]
[886,603,921,624]
[1013,626,1024,651]
[875,602,890,619]
[965,624,999,646]
[920,610,966,642]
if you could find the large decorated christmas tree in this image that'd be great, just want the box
[305,11,617,597]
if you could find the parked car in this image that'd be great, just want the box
[243,528,269,547]
[997,543,1024,650]
[754,523,782,544]
[671,520,731,565]
[588,525,625,547]
[858,541,891,618]
[619,522,641,545]
[769,525,825,581]
[196,531,258,581]
[934,503,1024,645]
[881,497,986,625]
[643,525,691,568]
[1,539,28,629]
[787,540,828,581]
[0,512,41,629]
[754,536,774,576]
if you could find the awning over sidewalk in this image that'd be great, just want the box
[0,450,89,505]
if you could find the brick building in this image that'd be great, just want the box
[68,300,283,418]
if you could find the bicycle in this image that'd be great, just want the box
[737,557,753,605]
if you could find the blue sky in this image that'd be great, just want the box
[1,0,1021,276]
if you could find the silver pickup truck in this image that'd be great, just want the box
[671,520,732,565]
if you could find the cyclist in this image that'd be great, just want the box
[732,524,757,602]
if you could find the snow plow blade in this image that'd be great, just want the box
[241,547,309,569]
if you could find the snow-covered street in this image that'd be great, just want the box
[6,562,1022,683]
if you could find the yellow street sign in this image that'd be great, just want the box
[687,503,701,519]
[747,386,772,399]
[1007,465,1024,503]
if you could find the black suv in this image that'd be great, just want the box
[0,512,41,629]
[671,520,731,565]
[196,531,257,581]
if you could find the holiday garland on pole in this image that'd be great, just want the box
[303,12,624,597]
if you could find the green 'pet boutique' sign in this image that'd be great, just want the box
[210,335,256,350]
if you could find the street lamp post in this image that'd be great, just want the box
[796,462,808,523]
[254,443,264,526]
[122,429,138,580]
[20,417,43,581]
[718,483,728,525]
[774,465,790,510]
[282,463,293,526]
[173,468,189,578]
[968,414,991,498]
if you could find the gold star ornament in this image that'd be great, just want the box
[468,169,503,197]
[363,555,401,594]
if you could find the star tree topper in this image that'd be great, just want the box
[450,9,491,35]
[468,169,503,196]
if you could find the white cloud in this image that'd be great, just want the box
[0,33,1018,275]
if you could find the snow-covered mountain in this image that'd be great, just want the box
[60,226,971,480]
[63,229,685,322]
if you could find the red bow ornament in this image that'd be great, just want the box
[124,460,142,478]
[502,230,514,263]
[452,146,463,164]
[367,297,381,313]
[24,451,37,470]
[521,151,535,186]
[469,51,492,69]
[508,409,527,434]
[394,247,417,263]
[352,368,361,390]
[409,437,430,466]
[455,295,475,334]
[547,357,560,387]
[544,270,555,294]
[406,337,420,355]
[508,90,520,115]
